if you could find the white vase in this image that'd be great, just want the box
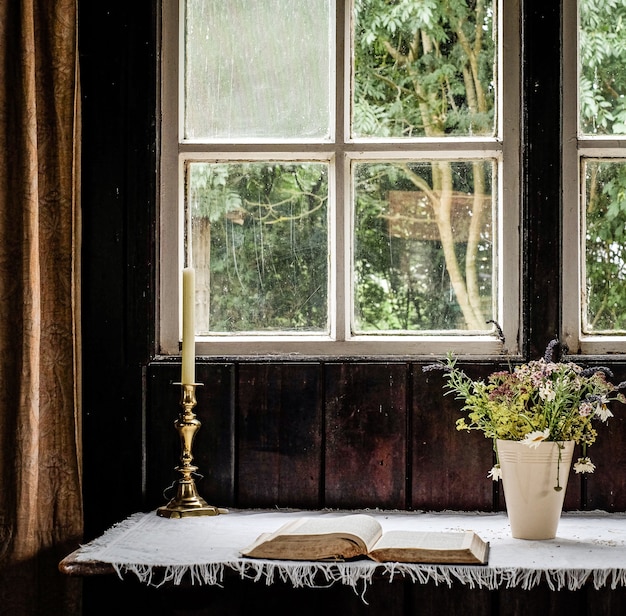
[496,439,575,540]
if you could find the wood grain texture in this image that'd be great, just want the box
[324,363,408,509]
[237,363,323,508]
[412,362,495,511]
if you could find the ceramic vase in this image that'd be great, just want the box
[496,439,575,540]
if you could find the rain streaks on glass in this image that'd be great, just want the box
[187,162,329,334]
[184,0,333,141]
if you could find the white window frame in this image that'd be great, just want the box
[158,0,521,358]
[562,1,626,356]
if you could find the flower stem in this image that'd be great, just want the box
[554,442,564,492]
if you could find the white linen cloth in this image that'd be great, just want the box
[73,509,626,594]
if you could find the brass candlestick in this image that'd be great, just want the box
[157,383,228,518]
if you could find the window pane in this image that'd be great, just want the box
[353,160,495,332]
[579,1,626,136]
[188,162,329,333]
[583,159,626,333]
[184,0,333,141]
[352,0,497,138]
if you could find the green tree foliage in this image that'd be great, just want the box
[580,0,626,331]
[579,0,626,134]
[352,0,495,331]
[188,0,626,336]
[189,0,496,334]
[585,161,626,332]
[353,0,495,138]
[189,163,328,332]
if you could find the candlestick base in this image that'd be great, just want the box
[156,383,228,518]
[156,484,229,518]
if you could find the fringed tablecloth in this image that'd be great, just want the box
[62,509,626,595]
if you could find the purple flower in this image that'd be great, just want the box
[543,339,560,363]
[581,366,614,379]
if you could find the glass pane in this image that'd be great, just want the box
[579,1,626,136]
[353,160,495,332]
[187,162,329,333]
[184,0,333,141]
[352,1,497,138]
[583,159,626,333]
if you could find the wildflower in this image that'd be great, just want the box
[538,383,556,402]
[573,457,596,474]
[595,403,613,423]
[487,465,502,481]
[521,428,550,448]
[543,338,560,363]
[435,338,624,480]
[581,366,614,379]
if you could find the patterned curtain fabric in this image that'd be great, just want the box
[0,1,83,614]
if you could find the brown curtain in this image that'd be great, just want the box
[0,1,83,614]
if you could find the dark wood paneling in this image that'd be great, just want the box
[587,586,626,615]
[583,365,626,511]
[143,359,622,514]
[586,426,626,512]
[237,363,323,508]
[413,362,495,511]
[523,0,563,358]
[79,0,156,538]
[324,363,408,509]
[81,575,626,616]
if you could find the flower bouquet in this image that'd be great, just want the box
[424,339,626,480]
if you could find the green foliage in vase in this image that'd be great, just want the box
[424,339,626,476]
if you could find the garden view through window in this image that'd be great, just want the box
[577,1,626,337]
[158,0,524,356]
[180,0,504,350]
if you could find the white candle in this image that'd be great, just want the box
[181,267,196,385]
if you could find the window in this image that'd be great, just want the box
[563,0,626,355]
[159,0,521,357]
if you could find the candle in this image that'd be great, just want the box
[181,267,196,385]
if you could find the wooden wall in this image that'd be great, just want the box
[78,1,626,614]
[142,359,626,515]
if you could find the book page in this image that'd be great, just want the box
[368,530,488,564]
[241,514,383,560]
[373,530,473,551]
[266,514,382,547]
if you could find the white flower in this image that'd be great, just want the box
[573,457,596,474]
[487,465,502,481]
[539,383,556,401]
[594,401,613,423]
[521,428,550,448]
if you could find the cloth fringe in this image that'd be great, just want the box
[107,560,625,594]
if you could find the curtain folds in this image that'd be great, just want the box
[0,0,83,614]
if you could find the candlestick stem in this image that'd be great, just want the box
[157,383,228,518]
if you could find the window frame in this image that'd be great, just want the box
[158,0,522,358]
[562,0,626,357]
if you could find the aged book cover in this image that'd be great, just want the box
[241,514,489,564]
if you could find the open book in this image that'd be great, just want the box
[241,514,489,564]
